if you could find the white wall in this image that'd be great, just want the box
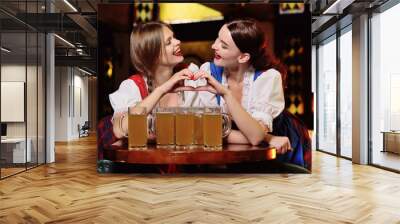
[1,65,26,139]
[1,65,41,137]
[55,66,69,141]
[73,73,89,138]
[1,64,45,164]
[55,67,89,141]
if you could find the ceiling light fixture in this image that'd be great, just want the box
[322,0,354,15]
[54,34,75,48]
[77,67,93,76]
[63,0,78,12]
[323,0,342,14]
[1,47,11,53]
[159,3,223,24]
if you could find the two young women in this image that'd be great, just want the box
[100,19,309,168]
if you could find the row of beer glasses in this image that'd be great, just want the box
[128,106,231,150]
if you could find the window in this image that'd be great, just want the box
[317,36,337,154]
[370,2,400,171]
[0,1,47,179]
[339,28,352,158]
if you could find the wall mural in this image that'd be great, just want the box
[97,3,312,173]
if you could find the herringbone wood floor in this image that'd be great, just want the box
[1,135,400,224]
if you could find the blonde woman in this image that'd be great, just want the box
[98,21,193,153]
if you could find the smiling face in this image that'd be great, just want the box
[158,26,184,67]
[211,25,246,68]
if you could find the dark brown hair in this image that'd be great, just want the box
[226,19,287,87]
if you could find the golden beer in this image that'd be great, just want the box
[194,115,203,145]
[128,113,147,149]
[156,112,175,146]
[193,108,204,145]
[175,109,194,147]
[203,113,223,149]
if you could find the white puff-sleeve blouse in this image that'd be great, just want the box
[196,62,285,132]
[109,77,191,116]
[109,78,147,117]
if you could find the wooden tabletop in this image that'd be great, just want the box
[103,144,276,165]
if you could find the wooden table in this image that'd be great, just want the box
[103,144,276,165]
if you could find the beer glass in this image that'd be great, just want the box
[175,107,194,149]
[193,107,204,146]
[203,107,231,150]
[155,107,175,148]
[128,106,147,149]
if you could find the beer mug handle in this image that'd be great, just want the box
[148,113,155,135]
[222,113,232,138]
